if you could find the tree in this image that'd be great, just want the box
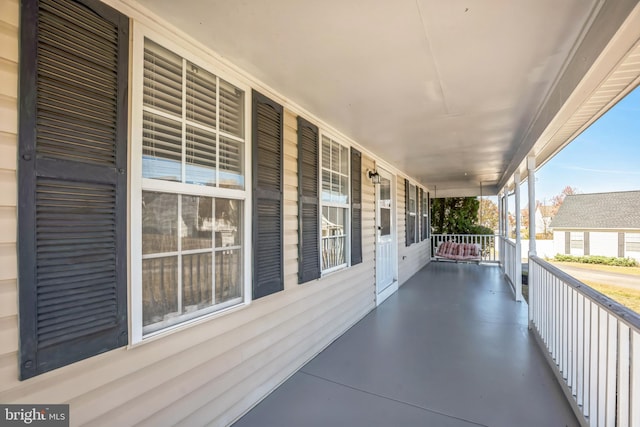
[521,207,529,231]
[431,197,492,234]
[550,186,579,217]
[478,198,499,232]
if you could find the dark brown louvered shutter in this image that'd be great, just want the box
[426,192,430,240]
[350,148,362,265]
[405,179,412,246]
[584,232,590,256]
[418,188,423,241]
[18,0,128,379]
[618,232,625,258]
[297,117,320,283]
[252,91,284,298]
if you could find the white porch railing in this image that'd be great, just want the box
[502,238,517,292]
[431,234,498,262]
[529,255,640,426]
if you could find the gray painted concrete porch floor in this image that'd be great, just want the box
[233,262,578,427]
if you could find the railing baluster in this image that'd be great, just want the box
[563,280,568,379]
[631,330,640,426]
[577,293,584,406]
[605,315,617,427]
[583,299,591,418]
[590,303,599,425]
[618,323,630,426]
[598,308,607,427]
[572,288,578,391]
[556,270,560,365]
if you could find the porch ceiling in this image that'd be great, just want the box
[134,0,640,196]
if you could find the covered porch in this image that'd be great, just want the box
[235,262,577,427]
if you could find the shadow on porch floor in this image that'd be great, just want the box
[233,262,578,427]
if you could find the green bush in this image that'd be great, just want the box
[553,254,638,267]
[469,225,494,235]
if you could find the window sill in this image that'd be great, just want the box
[321,263,349,278]
[128,299,250,348]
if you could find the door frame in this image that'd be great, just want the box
[375,167,398,306]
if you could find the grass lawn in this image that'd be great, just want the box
[582,281,640,314]
[548,261,640,276]
[521,280,640,314]
[516,258,640,313]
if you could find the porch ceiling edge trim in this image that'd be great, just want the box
[533,41,640,172]
[431,185,499,199]
[106,0,430,190]
[497,0,640,192]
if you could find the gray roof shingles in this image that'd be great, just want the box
[551,191,640,230]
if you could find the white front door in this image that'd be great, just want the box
[375,169,397,305]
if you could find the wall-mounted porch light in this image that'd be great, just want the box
[368,170,381,184]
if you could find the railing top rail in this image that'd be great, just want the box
[503,239,516,248]
[431,234,498,237]
[530,255,640,332]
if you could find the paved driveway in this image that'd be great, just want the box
[551,263,640,290]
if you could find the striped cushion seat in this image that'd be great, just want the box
[436,241,481,261]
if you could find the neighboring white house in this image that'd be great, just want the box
[535,205,554,236]
[551,191,640,260]
[520,204,553,235]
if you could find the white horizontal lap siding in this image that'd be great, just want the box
[0,0,18,392]
[73,272,374,426]
[362,155,376,265]
[553,231,566,255]
[590,231,618,258]
[283,110,299,289]
[397,178,430,286]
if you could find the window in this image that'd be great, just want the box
[626,233,640,252]
[321,134,350,271]
[422,190,429,240]
[405,182,418,245]
[133,31,249,338]
[570,232,584,250]
[409,184,417,242]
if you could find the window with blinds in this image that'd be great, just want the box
[321,135,350,272]
[408,183,417,244]
[135,35,248,338]
[143,39,244,189]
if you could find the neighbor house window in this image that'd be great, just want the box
[570,232,584,250]
[626,233,640,252]
[134,33,248,337]
[321,134,350,271]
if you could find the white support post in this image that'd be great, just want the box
[527,156,536,324]
[514,171,523,302]
[528,156,537,257]
[497,191,502,267]
[499,192,505,269]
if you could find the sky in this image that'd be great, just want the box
[532,85,640,204]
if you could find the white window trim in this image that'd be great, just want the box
[319,130,351,274]
[408,182,418,243]
[130,22,252,344]
[422,188,429,240]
